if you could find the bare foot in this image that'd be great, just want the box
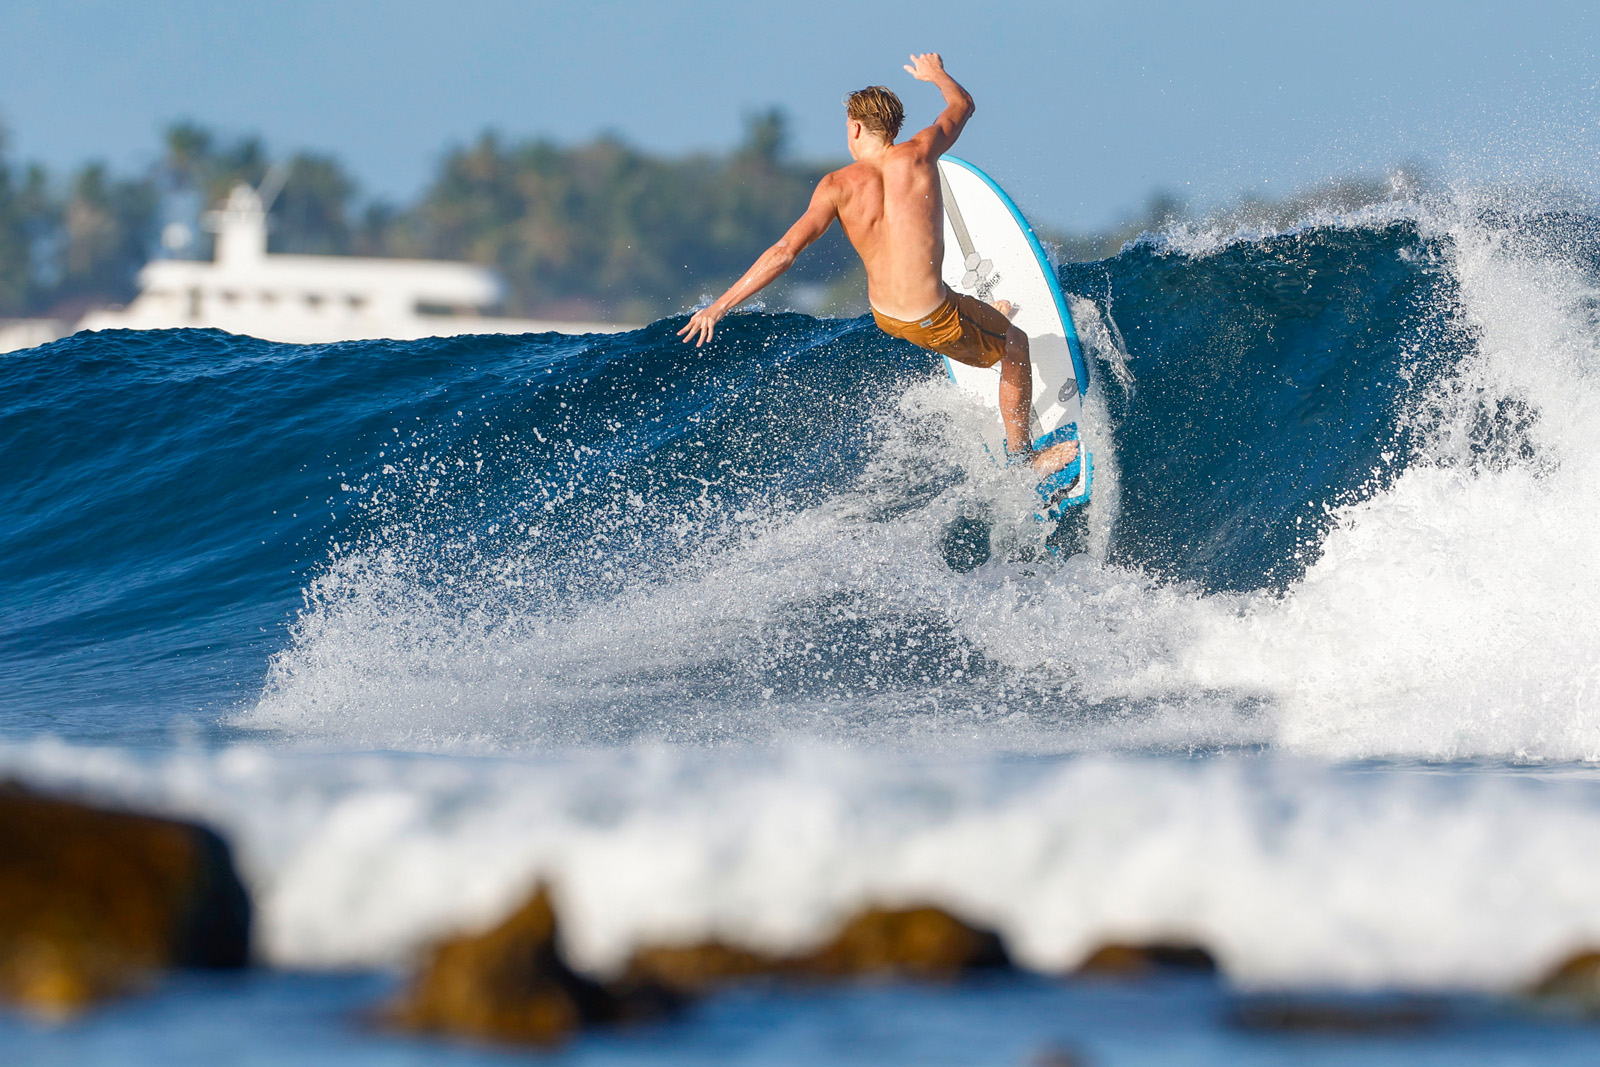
[1027,438,1080,477]
[991,298,1017,320]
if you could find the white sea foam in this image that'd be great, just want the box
[5,741,1600,990]
[1179,200,1600,758]
[239,376,1261,754]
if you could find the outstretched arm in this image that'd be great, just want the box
[903,52,974,158]
[678,178,840,347]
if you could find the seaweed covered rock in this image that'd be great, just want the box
[1075,941,1218,978]
[799,906,1010,979]
[625,905,1011,994]
[395,895,1010,1046]
[0,783,251,1016]
[391,886,673,1046]
[623,940,778,994]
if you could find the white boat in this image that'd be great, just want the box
[5,180,633,352]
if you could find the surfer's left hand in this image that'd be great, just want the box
[678,304,726,347]
[904,53,946,81]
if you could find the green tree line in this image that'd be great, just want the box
[0,111,1248,324]
[0,112,868,324]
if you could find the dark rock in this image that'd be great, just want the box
[390,886,674,1047]
[625,905,1011,994]
[1076,941,1218,978]
[1029,1045,1091,1067]
[1530,950,1600,1012]
[1228,994,1443,1033]
[0,783,251,1016]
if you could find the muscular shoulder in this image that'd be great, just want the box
[879,142,938,186]
[888,135,939,166]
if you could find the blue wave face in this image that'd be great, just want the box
[1,208,1590,756]
[1061,220,1468,592]
[0,318,929,739]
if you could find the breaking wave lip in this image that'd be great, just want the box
[1130,197,1425,259]
[232,189,1600,763]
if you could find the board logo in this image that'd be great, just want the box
[966,257,1001,302]
[941,169,1002,301]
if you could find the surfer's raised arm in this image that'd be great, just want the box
[902,52,973,157]
[677,178,840,347]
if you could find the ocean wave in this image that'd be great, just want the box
[2,194,1596,759]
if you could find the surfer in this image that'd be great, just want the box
[678,53,1078,477]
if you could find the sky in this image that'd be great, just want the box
[3,0,1599,231]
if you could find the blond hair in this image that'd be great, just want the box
[844,86,905,141]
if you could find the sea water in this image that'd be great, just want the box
[3,191,1600,1063]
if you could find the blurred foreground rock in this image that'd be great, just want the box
[0,783,251,1016]
[1075,941,1218,978]
[394,895,1011,1047]
[390,886,674,1046]
[1531,950,1600,1012]
[625,905,1011,994]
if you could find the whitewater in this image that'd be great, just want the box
[3,190,1600,1007]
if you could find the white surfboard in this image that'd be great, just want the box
[938,155,1092,516]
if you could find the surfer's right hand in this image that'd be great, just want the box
[678,304,726,347]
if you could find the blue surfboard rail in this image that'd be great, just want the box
[939,155,1091,396]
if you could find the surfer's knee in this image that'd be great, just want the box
[1006,323,1028,354]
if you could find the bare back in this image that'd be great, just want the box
[676,54,975,349]
[829,144,947,321]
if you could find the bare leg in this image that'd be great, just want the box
[999,323,1079,477]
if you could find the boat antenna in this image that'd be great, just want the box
[255,161,293,213]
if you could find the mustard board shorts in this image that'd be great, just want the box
[871,290,1012,369]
